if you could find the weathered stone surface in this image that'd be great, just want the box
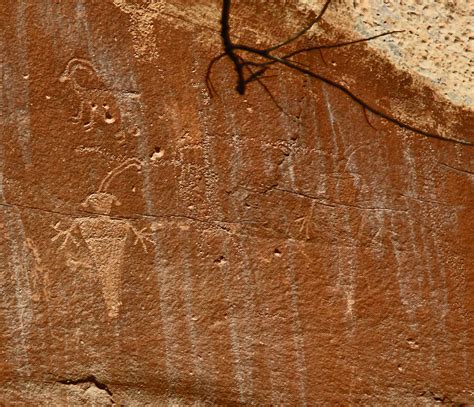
[299,0,474,108]
[1,1,473,405]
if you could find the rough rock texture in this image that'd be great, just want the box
[1,0,473,405]
[299,0,474,108]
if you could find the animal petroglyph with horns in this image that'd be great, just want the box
[60,58,139,134]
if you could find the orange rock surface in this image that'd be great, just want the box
[1,1,473,405]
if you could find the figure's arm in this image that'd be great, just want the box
[130,225,156,253]
[51,221,78,249]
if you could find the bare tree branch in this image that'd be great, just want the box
[208,0,473,147]
[221,0,245,94]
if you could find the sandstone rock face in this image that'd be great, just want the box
[1,1,473,405]
[299,0,474,108]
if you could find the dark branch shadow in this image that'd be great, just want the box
[206,0,473,147]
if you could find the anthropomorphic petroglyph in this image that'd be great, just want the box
[51,158,155,318]
[24,238,49,302]
[295,201,317,240]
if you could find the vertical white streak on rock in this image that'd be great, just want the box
[388,212,417,328]
[322,85,360,397]
[341,228,356,322]
[233,240,257,399]
[223,108,256,400]
[224,109,243,192]
[75,0,176,382]
[424,152,451,324]
[255,295,279,404]
[0,36,5,202]
[419,153,453,373]
[0,8,33,376]
[428,214,452,362]
[406,149,439,373]
[322,86,355,323]
[278,81,307,405]
[286,241,308,406]
[117,68,179,388]
[238,239,279,405]
[187,48,248,400]
[401,140,425,327]
[198,106,223,219]
[418,206,437,318]
[322,86,339,159]
[279,82,297,190]
[446,144,469,378]
[309,87,328,197]
[14,1,32,165]
[4,208,32,376]
[191,57,223,219]
[181,231,205,393]
[220,237,246,403]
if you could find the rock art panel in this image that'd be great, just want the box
[0,0,473,406]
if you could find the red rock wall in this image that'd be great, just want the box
[1,1,473,405]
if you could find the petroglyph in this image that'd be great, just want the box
[60,58,139,140]
[51,158,155,318]
[24,238,49,302]
[113,126,141,145]
[60,58,119,130]
[295,201,316,240]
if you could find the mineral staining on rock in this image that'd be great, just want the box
[0,1,472,405]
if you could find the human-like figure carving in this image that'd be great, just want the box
[59,58,120,132]
[24,238,50,302]
[51,158,155,318]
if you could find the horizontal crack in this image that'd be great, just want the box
[0,200,257,235]
[57,374,113,397]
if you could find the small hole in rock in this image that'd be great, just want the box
[150,147,164,161]
[274,248,282,256]
[104,111,115,124]
[214,255,226,264]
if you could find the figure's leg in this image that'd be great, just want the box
[114,130,126,144]
[295,201,316,240]
[83,101,96,132]
[101,269,122,318]
[42,270,50,301]
[71,100,85,123]
[102,100,118,125]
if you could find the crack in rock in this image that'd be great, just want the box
[57,375,114,405]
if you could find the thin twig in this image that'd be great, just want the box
[206,52,226,96]
[221,0,245,94]
[264,0,332,52]
[244,64,291,117]
[283,30,404,60]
